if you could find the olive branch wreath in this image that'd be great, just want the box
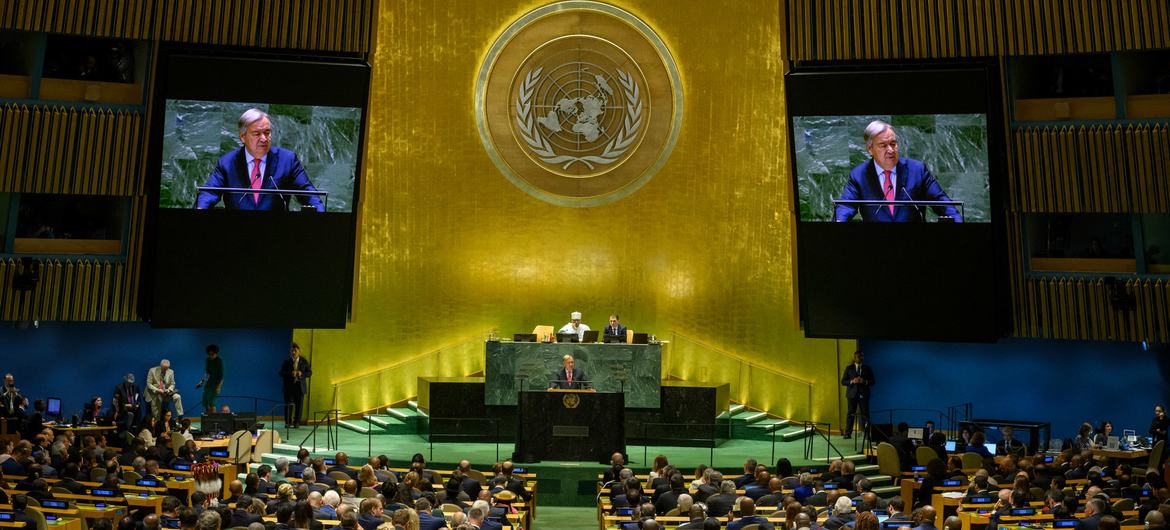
[515,66,643,171]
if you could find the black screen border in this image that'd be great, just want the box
[140,43,371,328]
[785,59,1010,342]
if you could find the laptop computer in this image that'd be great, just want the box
[556,332,579,343]
[46,397,62,419]
[945,440,956,452]
[631,332,649,344]
[581,330,600,343]
[984,442,997,454]
[603,334,625,343]
[1106,436,1120,450]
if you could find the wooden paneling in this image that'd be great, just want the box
[786,0,1170,61]
[1012,125,1170,214]
[1013,277,1169,342]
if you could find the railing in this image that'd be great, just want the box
[667,331,815,422]
[329,332,491,415]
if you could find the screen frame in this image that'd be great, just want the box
[140,43,371,328]
[785,58,1009,342]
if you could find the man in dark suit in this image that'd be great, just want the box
[415,499,446,530]
[756,477,786,507]
[734,458,758,488]
[195,108,325,211]
[705,480,738,518]
[841,350,875,439]
[653,473,688,515]
[279,343,312,428]
[549,355,589,390]
[996,426,1026,457]
[728,498,775,530]
[834,120,962,223]
[112,373,141,433]
[888,423,915,470]
[1076,499,1106,530]
[230,495,264,527]
[603,314,628,339]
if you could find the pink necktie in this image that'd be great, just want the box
[882,170,894,216]
[567,371,572,386]
[250,159,262,203]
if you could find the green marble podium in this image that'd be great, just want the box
[484,341,662,408]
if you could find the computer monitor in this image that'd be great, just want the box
[46,397,62,418]
[603,334,625,344]
[984,442,997,454]
[908,427,924,440]
[234,412,259,433]
[513,333,537,342]
[581,330,600,343]
[1123,429,1137,442]
[945,440,956,452]
[201,413,234,434]
[556,333,579,343]
[631,332,649,344]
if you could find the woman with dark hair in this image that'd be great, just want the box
[916,458,949,509]
[1073,422,1095,450]
[1093,421,1114,447]
[785,501,804,530]
[966,431,993,457]
[928,431,949,462]
[648,455,669,481]
[292,500,323,530]
[775,458,794,480]
[82,396,106,423]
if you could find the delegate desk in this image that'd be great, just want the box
[515,390,624,463]
[485,340,662,408]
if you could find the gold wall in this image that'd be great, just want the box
[297,0,853,423]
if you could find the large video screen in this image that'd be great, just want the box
[793,114,989,223]
[787,63,1008,341]
[159,100,361,213]
[141,48,369,328]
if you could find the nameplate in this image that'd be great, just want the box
[552,425,589,437]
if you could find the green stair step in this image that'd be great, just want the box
[744,419,790,432]
[730,410,768,424]
[854,464,879,474]
[365,414,417,435]
[387,407,426,420]
[337,419,373,435]
[873,485,901,497]
[809,454,868,463]
[779,426,815,441]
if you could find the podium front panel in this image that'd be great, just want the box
[484,341,661,408]
[514,390,625,463]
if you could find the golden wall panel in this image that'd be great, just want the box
[297,0,851,420]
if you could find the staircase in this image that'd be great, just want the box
[725,402,815,443]
[337,400,427,437]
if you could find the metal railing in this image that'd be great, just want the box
[667,331,816,422]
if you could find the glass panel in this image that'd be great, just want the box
[42,35,136,83]
[1141,214,1170,274]
[13,194,126,255]
[1026,214,1136,274]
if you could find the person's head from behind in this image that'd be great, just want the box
[943,516,962,530]
[855,512,879,530]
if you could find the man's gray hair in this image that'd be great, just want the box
[720,480,736,494]
[301,467,316,481]
[863,120,893,148]
[274,456,289,472]
[238,108,270,135]
[160,359,171,368]
[196,510,221,530]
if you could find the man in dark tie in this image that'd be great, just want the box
[279,343,312,428]
[834,120,962,223]
[605,314,628,339]
[841,350,875,439]
[549,355,589,390]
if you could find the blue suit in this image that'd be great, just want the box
[603,324,628,338]
[195,147,325,211]
[833,158,962,222]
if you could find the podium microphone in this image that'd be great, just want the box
[902,187,925,220]
[268,176,290,210]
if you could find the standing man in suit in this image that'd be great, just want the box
[1,373,23,418]
[841,350,875,439]
[146,359,184,420]
[1150,405,1169,445]
[113,373,141,432]
[604,314,628,339]
[549,355,589,390]
[195,108,325,211]
[834,120,962,223]
[280,343,312,428]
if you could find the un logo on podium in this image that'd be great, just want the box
[562,392,581,409]
[476,1,683,207]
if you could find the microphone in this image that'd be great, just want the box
[268,175,290,210]
[902,187,926,220]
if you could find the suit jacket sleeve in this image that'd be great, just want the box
[834,170,864,222]
[914,164,963,222]
[300,358,312,380]
[840,365,854,386]
[196,158,231,209]
[863,365,875,387]
[280,152,325,212]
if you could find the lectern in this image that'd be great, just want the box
[514,390,624,463]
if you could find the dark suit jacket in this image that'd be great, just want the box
[841,363,875,400]
[603,325,628,338]
[195,146,324,211]
[729,516,774,530]
[756,491,786,507]
[834,157,962,222]
[1076,513,1103,530]
[693,483,717,502]
[418,513,447,530]
[230,510,263,528]
[996,438,1025,456]
[549,367,589,389]
[706,493,737,517]
[279,356,312,396]
[460,476,483,500]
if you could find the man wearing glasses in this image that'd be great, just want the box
[196,108,325,211]
[833,119,962,223]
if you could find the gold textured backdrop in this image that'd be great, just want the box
[296,0,854,425]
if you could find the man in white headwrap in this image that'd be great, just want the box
[558,311,591,341]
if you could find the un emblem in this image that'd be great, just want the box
[562,392,581,409]
[476,1,683,207]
